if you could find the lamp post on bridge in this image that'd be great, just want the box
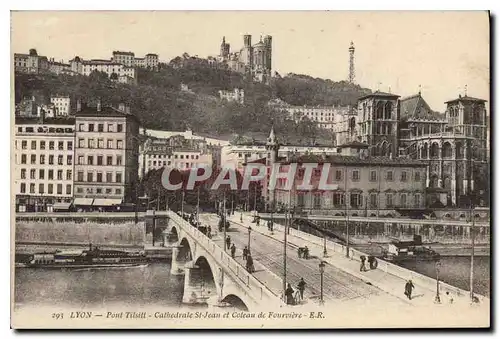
[248,226,252,254]
[323,233,328,258]
[319,260,325,305]
[434,260,441,303]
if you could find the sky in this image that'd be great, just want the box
[11,11,490,111]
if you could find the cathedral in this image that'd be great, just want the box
[218,34,272,83]
[354,90,489,208]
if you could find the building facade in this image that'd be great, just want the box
[74,105,140,206]
[356,91,401,158]
[112,51,159,70]
[14,118,75,211]
[50,95,71,116]
[139,135,212,177]
[272,154,427,217]
[398,93,489,207]
[14,49,49,74]
[218,35,272,82]
[218,88,245,104]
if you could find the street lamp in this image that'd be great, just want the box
[319,261,326,305]
[323,233,328,257]
[435,260,441,303]
[248,226,252,253]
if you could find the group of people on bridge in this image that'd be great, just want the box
[178,211,212,238]
[225,234,255,273]
[285,278,307,305]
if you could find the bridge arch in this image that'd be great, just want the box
[187,255,218,304]
[169,226,179,242]
[179,237,193,262]
[221,294,249,311]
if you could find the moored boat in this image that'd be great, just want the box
[381,237,440,262]
[21,244,149,269]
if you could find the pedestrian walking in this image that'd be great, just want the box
[297,247,302,259]
[297,278,306,301]
[303,246,309,259]
[246,254,254,273]
[445,291,454,304]
[285,283,295,305]
[404,280,415,300]
[226,235,231,250]
[242,246,248,261]
[230,244,236,259]
[207,225,212,239]
[360,255,367,272]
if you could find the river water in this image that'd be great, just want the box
[14,256,490,310]
[398,255,490,298]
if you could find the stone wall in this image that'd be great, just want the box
[15,220,145,246]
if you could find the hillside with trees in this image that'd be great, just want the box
[14,54,372,144]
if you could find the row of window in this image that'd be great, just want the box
[18,140,73,151]
[20,169,72,181]
[147,161,202,169]
[20,182,71,195]
[17,126,74,134]
[147,154,200,160]
[19,154,72,166]
[75,187,122,195]
[77,123,124,133]
[78,138,124,149]
[299,192,422,208]
[294,169,422,182]
[76,155,123,166]
[76,171,123,183]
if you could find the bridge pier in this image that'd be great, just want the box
[170,245,187,276]
[182,263,217,306]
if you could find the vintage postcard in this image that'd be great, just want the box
[10,10,490,329]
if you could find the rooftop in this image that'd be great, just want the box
[15,117,76,125]
[75,106,140,122]
[358,90,400,101]
[113,51,135,56]
[445,94,487,104]
[336,141,369,149]
[400,93,446,121]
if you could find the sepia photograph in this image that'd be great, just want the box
[9,10,490,329]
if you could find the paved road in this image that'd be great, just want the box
[200,213,410,308]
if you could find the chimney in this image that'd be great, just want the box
[97,99,101,112]
[76,98,82,112]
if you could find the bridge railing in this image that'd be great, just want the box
[259,213,490,228]
[266,219,488,303]
[168,211,281,305]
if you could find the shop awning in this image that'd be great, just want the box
[53,202,72,210]
[92,198,122,206]
[73,198,94,206]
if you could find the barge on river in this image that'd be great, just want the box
[381,235,440,262]
[18,244,149,269]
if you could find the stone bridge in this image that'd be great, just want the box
[164,211,281,312]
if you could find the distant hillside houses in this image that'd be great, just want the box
[14,48,159,84]
[267,98,356,145]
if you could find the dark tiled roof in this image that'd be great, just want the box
[400,93,445,121]
[445,95,487,104]
[113,51,134,55]
[282,154,426,167]
[75,106,140,122]
[15,117,75,125]
[337,141,369,148]
[358,91,400,100]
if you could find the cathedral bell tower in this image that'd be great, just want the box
[265,126,279,210]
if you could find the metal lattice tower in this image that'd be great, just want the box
[348,41,355,84]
